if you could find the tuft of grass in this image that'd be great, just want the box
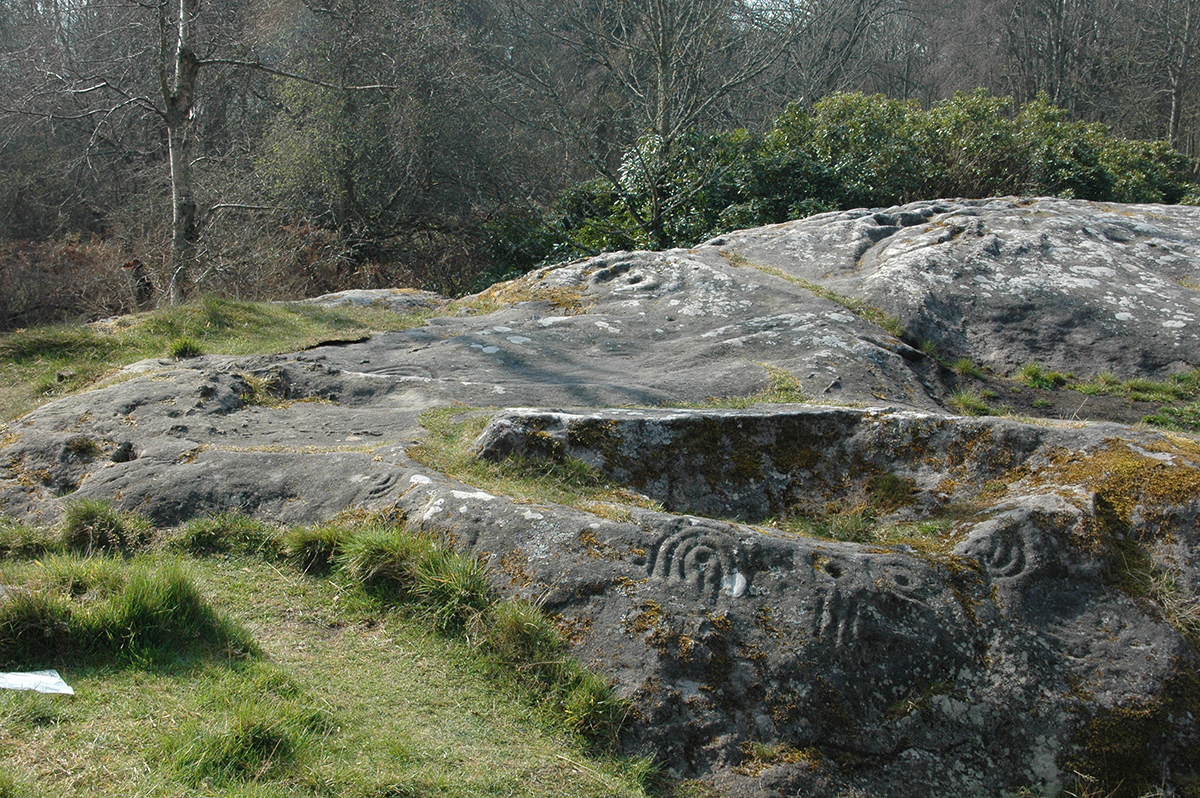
[237,372,290,408]
[1143,401,1200,432]
[948,388,992,416]
[0,556,258,668]
[0,771,30,798]
[701,363,809,408]
[281,524,350,573]
[951,358,985,378]
[0,590,73,667]
[168,511,281,558]
[59,498,153,554]
[1019,362,1071,390]
[410,548,490,633]
[477,598,631,747]
[167,336,203,359]
[868,472,916,510]
[167,661,336,786]
[1075,370,1200,403]
[559,663,631,746]
[337,524,489,632]
[63,435,102,459]
[88,561,257,662]
[0,518,59,558]
[337,525,438,593]
[170,709,305,785]
[483,599,566,677]
[823,504,877,543]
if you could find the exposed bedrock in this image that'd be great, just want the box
[716,197,1200,377]
[465,405,1200,796]
[2,198,1199,796]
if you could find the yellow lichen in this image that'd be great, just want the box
[1039,440,1200,526]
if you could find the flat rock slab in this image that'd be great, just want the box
[2,198,1200,796]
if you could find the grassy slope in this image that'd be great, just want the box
[0,554,652,798]
[0,296,439,421]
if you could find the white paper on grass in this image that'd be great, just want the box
[0,669,75,695]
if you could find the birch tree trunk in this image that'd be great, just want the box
[164,0,201,305]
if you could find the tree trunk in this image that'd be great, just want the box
[1168,0,1196,147]
[165,0,201,305]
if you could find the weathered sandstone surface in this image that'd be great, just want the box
[2,198,1199,796]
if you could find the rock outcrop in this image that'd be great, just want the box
[2,197,1199,796]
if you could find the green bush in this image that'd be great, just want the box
[507,91,1197,262]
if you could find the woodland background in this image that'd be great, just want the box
[2,0,1199,328]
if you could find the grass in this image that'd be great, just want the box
[951,357,985,378]
[948,388,992,416]
[699,363,809,408]
[1019,362,1071,390]
[1067,369,1200,431]
[1074,369,1200,403]
[762,505,962,551]
[59,497,154,555]
[0,294,439,420]
[0,513,653,798]
[0,555,258,668]
[1143,401,1200,432]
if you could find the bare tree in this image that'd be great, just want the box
[490,0,804,247]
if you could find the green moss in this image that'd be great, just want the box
[1043,440,1200,532]
[566,419,622,463]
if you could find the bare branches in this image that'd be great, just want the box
[197,58,399,92]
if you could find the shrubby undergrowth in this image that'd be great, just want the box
[499,91,1198,265]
